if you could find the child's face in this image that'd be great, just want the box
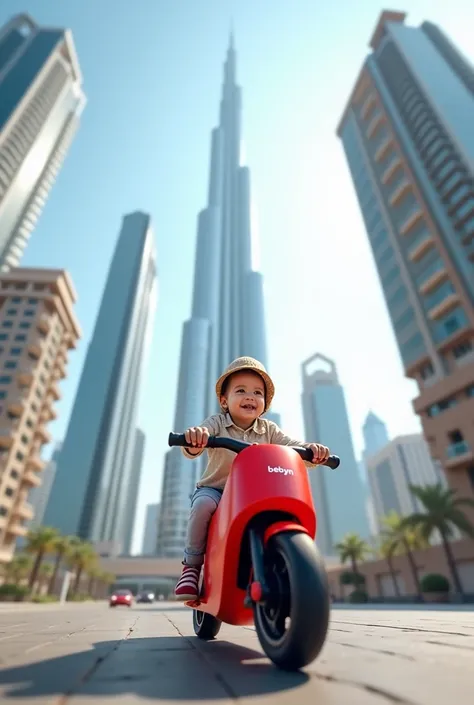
[221,371,266,429]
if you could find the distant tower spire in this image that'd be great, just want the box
[229,18,235,50]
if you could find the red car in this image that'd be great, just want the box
[109,589,133,607]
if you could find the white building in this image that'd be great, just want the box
[367,433,446,533]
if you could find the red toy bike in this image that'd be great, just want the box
[168,432,340,671]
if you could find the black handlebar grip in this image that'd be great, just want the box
[324,455,340,470]
[168,432,186,447]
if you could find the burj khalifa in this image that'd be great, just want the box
[156,34,277,557]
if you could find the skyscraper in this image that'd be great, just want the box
[0,13,85,270]
[301,353,370,557]
[337,10,474,499]
[362,411,390,461]
[367,433,447,533]
[156,34,273,557]
[122,428,146,555]
[44,213,157,554]
[142,502,160,555]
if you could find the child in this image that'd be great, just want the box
[174,356,330,600]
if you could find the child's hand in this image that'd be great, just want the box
[308,443,330,464]
[184,426,210,454]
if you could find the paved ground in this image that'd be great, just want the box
[0,601,472,704]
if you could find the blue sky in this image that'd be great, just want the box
[1,1,473,552]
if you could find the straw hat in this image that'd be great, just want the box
[215,357,275,413]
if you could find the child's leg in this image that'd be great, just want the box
[174,487,222,600]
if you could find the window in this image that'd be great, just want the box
[6,308,17,316]
[0,375,12,384]
[453,340,473,359]
[15,451,24,462]
[27,298,38,304]
[11,297,21,303]
[26,418,33,428]
[0,334,8,341]
[0,506,7,516]
[9,347,22,355]
[423,280,455,311]
[5,487,14,497]
[0,391,6,400]
[2,321,13,329]
[14,334,26,342]
[4,360,17,370]
[19,322,30,329]
[23,309,35,317]
[21,434,29,445]
[10,469,18,480]
[432,306,468,342]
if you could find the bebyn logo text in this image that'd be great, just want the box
[268,465,294,476]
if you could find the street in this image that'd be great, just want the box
[0,601,472,704]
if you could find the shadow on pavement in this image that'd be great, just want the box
[0,636,309,699]
[332,603,474,611]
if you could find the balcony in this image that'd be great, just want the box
[27,454,45,472]
[389,179,412,206]
[399,208,424,235]
[419,267,448,295]
[374,136,394,162]
[427,293,460,321]
[366,111,385,139]
[381,158,402,184]
[408,236,434,262]
[17,364,36,387]
[28,340,43,359]
[6,523,28,538]
[53,357,66,380]
[445,441,474,469]
[22,469,41,487]
[48,381,61,401]
[12,501,34,521]
[37,314,50,335]
[7,396,25,417]
[360,92,376,119]
[35,424,52,444]
[40,401,57,422]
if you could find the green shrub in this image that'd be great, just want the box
[348,589,369,603]
[0,584,29,601]
[31,594,58,603]
[420,573,450,593]
[339,571,366,586]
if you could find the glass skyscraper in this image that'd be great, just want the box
[0,13,85,270]
[338,10,474,499]
[156,34,275,557]
[44,213,157,553]
[301,353,370,557]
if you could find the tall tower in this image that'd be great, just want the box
[122,427,146,555]
[338,11,474,499]
[44,213,157,554]
[301,353,370,556]
[156,35,273,557]
[362,411,390,461]
[0,14,86,270]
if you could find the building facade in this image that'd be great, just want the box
[44,212,157,553]
[27,440,62,530]
[360,411,390,537]
[142,502,160,556]
[0,268,80,562]
[337,10,474,500]
[156,34,276,557]
[301,352,370,556]
[122,428,145,555]
[0,13,85,270]
[367,432,447,534]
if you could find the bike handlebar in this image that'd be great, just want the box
[168,432,340,470]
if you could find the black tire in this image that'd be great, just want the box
[253,531,330,671]
[193,608,222,640]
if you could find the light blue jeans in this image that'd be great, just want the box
[184,486,223,567]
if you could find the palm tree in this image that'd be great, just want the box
[68,541,97,594]
[48,535,74,595]
[5,554,32,584]
[378,537,401,597]
[25,526,59,591]
[381,511,426,598]
[335,533,371,577]
[403,484,474,595]
[38,563,53,593]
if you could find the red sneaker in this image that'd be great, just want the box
[174,564,200,601]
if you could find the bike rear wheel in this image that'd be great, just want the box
[253,531,330,670]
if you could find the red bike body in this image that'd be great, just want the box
[187,443,316,624]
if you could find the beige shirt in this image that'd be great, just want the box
[183,413,317,490]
